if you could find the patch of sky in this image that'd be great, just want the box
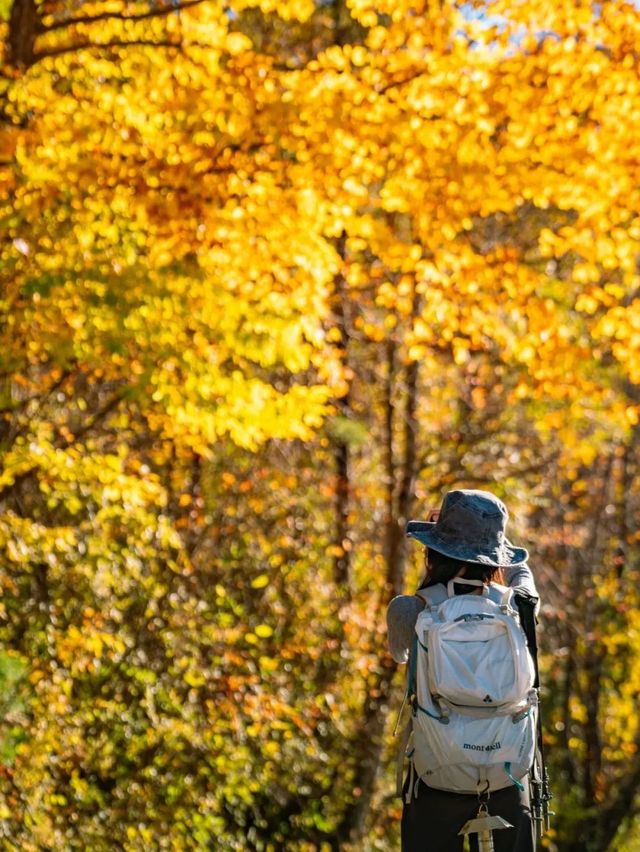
[457,1,605,55]
[459,2,508,32]
[456,1,525,54]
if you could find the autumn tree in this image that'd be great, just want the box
[3,0,640,849]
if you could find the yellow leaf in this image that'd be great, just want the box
[225,32,252,55]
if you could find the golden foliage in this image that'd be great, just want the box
[2,0,640,848]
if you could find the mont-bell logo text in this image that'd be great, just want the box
[463,741,501,752]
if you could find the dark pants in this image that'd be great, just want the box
[401,780,535,852]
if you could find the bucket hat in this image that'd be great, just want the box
[406,489,528,567]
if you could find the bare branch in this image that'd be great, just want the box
[39,0,210,34]
[71,387,129,441]
[0,385,129,504]
[33,39,187,61]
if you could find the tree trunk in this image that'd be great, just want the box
[331,233,352,599]
[337,288,421,843]
[7,0,39,69]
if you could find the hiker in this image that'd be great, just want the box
[387,489,539,852]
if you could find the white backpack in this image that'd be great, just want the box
[398,580,537,800]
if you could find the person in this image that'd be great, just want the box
[387,489,539,852]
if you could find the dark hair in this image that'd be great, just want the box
[418,549,504,594]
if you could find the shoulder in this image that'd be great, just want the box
[387,594,424,627]
[387,594,424,616]
[386,594,425,663]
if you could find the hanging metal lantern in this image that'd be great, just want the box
[458,802,513,852]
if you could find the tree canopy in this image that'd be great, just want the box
[2,0,640,849]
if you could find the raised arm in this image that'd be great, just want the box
[503,562,538,601]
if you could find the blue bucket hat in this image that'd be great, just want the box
[406,489,528,567]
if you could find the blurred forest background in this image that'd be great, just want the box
[2,0,640,849]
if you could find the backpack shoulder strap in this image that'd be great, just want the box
[415,584,448,610]
[487,582,514,609]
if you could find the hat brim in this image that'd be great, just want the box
[407,521,529,568]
